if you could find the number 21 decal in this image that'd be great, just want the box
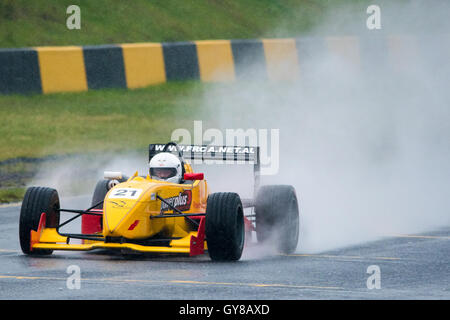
[108,188,142,199]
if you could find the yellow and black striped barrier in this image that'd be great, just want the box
[0,36,438,95]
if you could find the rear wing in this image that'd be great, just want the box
[149,143,260,198]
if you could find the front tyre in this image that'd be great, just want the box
[19,187,60,255]
[205,192,245,261]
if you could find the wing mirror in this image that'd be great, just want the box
[104,171,123,180]
[183,173,204,181]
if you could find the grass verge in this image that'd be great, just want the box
[0,0,351,48]
[0,81,214,202]
[0,81,211,161]
[0,187,25,204]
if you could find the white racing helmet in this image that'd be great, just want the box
[149,152,182,183]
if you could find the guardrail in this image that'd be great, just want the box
[0,36,438,95]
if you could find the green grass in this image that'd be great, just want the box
[0,81,213,161]
[0,187,25,203]
[0,81,217,203]
[0,0,366,48]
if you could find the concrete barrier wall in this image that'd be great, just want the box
[0,36,434,95]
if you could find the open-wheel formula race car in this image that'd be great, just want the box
[19,142,300,261]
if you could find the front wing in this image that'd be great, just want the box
[30,213,208,256]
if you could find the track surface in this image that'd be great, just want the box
[0,197,448,300]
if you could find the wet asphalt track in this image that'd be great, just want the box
[0,197,448,300]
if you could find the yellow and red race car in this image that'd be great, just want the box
[19,142,299,261]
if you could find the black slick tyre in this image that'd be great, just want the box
[255,185,300,254]
[19,187,60,255]
[91,179,112,209]
[205,192,245,261]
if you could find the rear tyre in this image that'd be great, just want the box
[83,179,116,235]
[255,185,300,254]
[19,187,60,255]
[205,192,245,261]
[91,177,126,209]
[90,179,111,209]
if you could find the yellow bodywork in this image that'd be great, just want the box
[32,163,209,255]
